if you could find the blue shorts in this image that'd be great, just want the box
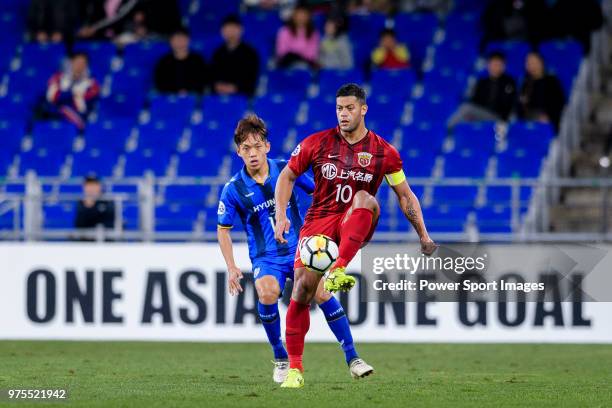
[252,254,295,296]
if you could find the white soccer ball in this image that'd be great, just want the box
[300,234,339,274]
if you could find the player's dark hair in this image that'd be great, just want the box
[171,27,190,37]
[336,83,366,104]
[222,14,242,27]
[487,51,506,62]
[234,114,268,146]
[379,28,396,39]
[287,4,315,38]
[71,51,89,62]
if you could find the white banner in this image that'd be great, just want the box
[1,243,611,342]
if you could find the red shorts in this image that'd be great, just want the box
[294,206,378,269]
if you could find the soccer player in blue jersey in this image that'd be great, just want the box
[217,114,373,384]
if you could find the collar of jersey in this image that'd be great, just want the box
[335,126,371,147]
[240,158,277,187]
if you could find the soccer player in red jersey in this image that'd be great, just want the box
[273,83,437,387]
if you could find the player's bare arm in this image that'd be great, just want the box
[273,166,296,244]
[217,226,243,295]
[391,180,437,256]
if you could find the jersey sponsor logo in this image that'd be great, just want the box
[321,163,338,180]
[357,152,373,167]
[291,144,301,156]
[217,201,226,215]
[337,169,374,182]
[253,198,275,213]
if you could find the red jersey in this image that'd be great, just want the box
[288,127,404,223]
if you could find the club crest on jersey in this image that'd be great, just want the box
[357,152,373,167]
[291,144,301,156]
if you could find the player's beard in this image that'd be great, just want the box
[340,118,360,133]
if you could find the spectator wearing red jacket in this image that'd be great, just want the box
[45,53,100,129]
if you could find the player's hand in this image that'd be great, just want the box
[274,216,291,244]
[420,236,438,256]
[228,266,243,296]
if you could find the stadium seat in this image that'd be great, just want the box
[72,149,117,178]
[7,67,51,106]
[497,151,543,178]
[98,92,145,120]
[85,119,134,152]
[253,93,301,128]
[432,186,478,206]
[202,94,248,128]
[164,185,210,204]
[0,151,15,176]
[43,203,76,229]
[434,38,479,71]
[306,93,337,124]
[124,150,170,177]
[419,205,469,233]
[394,12,438,70]
[422,67,469,101]
[445,11,482,41]
[191,35,225,59]
[443,151,489,178]
[0,93,32,121]
[177,150,224,177]
[401,122,447,154]
[137,120,184,152]
[31,121,77,153]
[0,207,19,230]
[485,40,532,79]
[506,121,554,154]
[122,204,140,231]
[111,66,151,93]
[348,13,386,67]
[400,151,436,177]
[486,185,533,206]
[318,69,365,96]
[476,206,513,233]
[453,121,497,154]
[0,119,26,154]
[155,204,201,232]
[539,39,582,94]
[412,93,456,123]
[149,94,196,125]
[370,68,416,99]
[367,94,405,125]
[73,41,116,78]
[189,121,233,153]
[19,149,66,176]
[267,69,312,97]
[21,42,65,73]
[123,41,170,69]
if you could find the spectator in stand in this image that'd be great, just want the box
[210,16,260,97]
[154,28,208,94]
[482,0,549,48]
[78,0,181,45]
[276,5,320,69]
[448,52,517,128]
[371,29,411,69]
[518,52,565,130]
[74,175,116,232]
[43,53,100,130]
[550,0,603,53]
[28,0,78,43]
[319,17,354,70]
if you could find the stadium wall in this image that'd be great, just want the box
[1,243,611,343]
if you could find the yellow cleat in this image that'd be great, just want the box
[324,266,356,293]
[280,368,304,388]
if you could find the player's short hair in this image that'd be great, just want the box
[336,83,366,104]
[234,114,268,146]
[171,27,190,38]
[71,51,89,62]
[487,51,506,62]
[379,28,397,39]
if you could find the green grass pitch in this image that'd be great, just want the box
[1,341,611,407]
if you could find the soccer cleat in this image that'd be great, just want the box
[280,368,304,388]
[349,358,374,379]
[324,266,356,292]
[272,360,289,383]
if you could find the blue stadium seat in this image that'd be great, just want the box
[394,12,438,70]
[72,149,117,177]
[444,151,489,177]
[267,69,312,97]
[0,119,25,154]
[122,204,139,230]
[422,67,469,101]
[485,40,531,78]
[31,121,77,153]
[0,151,15,176]
[73,41,116,78]
[367,94,405,125]
[453,121,496,153]
[434,38,479,70]
[19,149,66,176]
[445,11,482,41]
[98,92,145,120]
[43,203,76,229]
[123,41,170,68]
[306,93,336,124]
[370,68,416,99]
[177,150,224,176]
[0,93,32,120]
[486,185,533,206]
[420,205,469,233]
[402,122,447,154]
[412,94,455,123]
[165,185,211,204]
[111,66,151,93]
[137,120,184,152]
[400,151,436,177]
[497,150,543,178]
[476,206,513,233]
[21,42,65,72]
[0,207,19,230]
[58,184,84,194]
[149,94,196,125]
[203,206,220,232]
[539,39,582,94]
[189,121,233,152]
[188,11,224,37]
[124,150,170,177]
[348,13,386,67]
[318,69,365,96]
[202,94,248,128]
[506,121,554,154]
[7,67,51,106]
[85,119,134,152]
[0,41,16,74]
[433,186,478,206]
[191,35,224,59]
[253,93,301,127]
[155,204,201,232]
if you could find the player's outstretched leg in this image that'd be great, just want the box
[255,275,289,383]
[325,190,380,293]
[281,267,321,388]
[314,281,374,378]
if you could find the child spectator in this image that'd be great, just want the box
[371,29,411,69]
[276,5,320,69]
[319,17,354,70]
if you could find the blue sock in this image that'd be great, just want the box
[319,297,359,365]
[257,301,288,360]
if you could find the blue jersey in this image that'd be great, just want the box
[217,159,314,262]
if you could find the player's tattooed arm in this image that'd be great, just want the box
[391,181,438,256]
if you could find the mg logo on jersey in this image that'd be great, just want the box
[321,163,338,180]
[357,152,373,167]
